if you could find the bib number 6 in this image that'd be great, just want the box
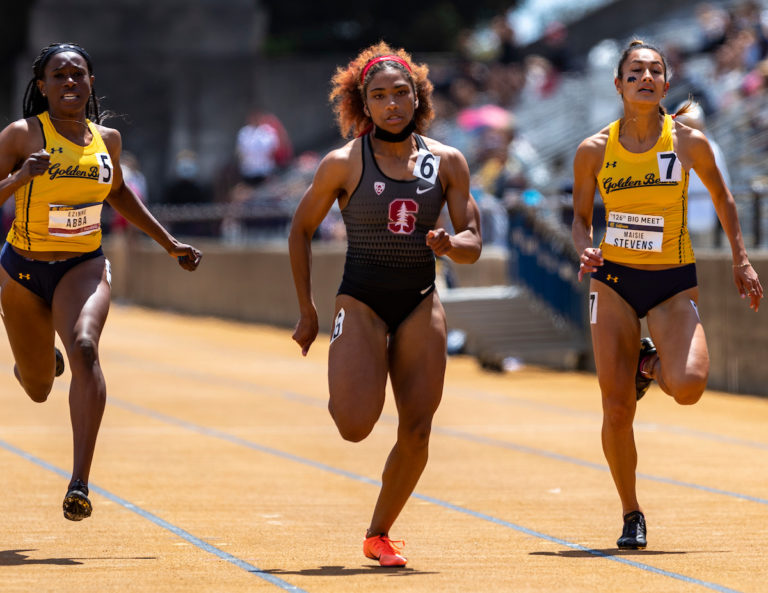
[414,148,440,185]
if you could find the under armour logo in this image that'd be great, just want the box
[605,161,616,168]
[18,273,30,280]
[49,147,63,154]
[606,274,619,283]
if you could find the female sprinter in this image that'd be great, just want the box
[0,43,202,521]
[572,39,762,550]
[289,42,482,566]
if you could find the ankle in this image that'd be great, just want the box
[366,529,386,539]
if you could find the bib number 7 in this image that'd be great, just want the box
[656,151,681,182]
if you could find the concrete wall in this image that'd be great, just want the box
[103,237,768,397]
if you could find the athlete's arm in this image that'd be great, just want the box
[683,127,762,308]
[572,133,606,281]
[0,119,49,206]
[429,144,481,263]
[101,127,201,270]
[289,146,352,355]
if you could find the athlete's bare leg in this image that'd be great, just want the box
[367,293,446,536]
[52,256,110,487]
[645,288,708,405]
[327,295,389,442]
[589,279,643,516]
[0,265,58,402]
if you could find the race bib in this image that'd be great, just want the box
[48,202,103,237]
[413,148,440,185]
[656,151,681,182]
[605,211,663,252]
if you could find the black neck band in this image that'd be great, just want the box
[373,119,416,143]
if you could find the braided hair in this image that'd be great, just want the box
[22,43,103,123]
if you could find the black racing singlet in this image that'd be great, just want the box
[341,133,445,290]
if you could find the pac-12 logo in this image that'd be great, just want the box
[388,199,418,234]
[374,181,385,195]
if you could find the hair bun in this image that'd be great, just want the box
[629,39,645,47]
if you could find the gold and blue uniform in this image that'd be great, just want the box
[592,114,698,317]
[597,114,693,265]
[7,111,113,252]
[1,112,113,305]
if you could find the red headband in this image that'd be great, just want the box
[360,55,412,84]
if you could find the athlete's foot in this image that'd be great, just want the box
[364,534,407,567]
[617,510,647,549]
[63,479,92,521]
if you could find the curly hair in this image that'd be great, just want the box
[329,41,434,139]
[22,42,104,123]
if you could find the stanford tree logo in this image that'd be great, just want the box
[387,199,418,234]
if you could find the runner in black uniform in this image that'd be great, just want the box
[289,41,482,566]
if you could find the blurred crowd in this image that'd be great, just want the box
[95,0,768,250]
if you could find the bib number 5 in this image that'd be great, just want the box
[96,152,113,184]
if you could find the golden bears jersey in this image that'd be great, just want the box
[7,111,113,252]
[597,114,694,265]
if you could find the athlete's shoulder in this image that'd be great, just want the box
[312,137,362,187]
[672,118,708,146]
[2,117,41,139]
[577,124,611,153]
[420,135,461,158]
[318,137,360,170]
[574,125,610,170]
[92,122,121,150]
[0,117,45,158]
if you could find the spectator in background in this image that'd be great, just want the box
[162,150,208,206]
[235,109,293,188]
[161,150,214,236]
[109,150,147,234]
[663,45,715,115]
[674,101,731,248]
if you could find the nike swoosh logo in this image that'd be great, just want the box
[416,186,430,194]
[420,284,433,294]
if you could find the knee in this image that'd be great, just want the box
[328,401,376,443]
[670,374,707,405]
[336,422,375,443]
[25,381,53,403]
[70,336,99,368]
[602,397,635,431]
[397,418,433,451]
[15,366,53,403]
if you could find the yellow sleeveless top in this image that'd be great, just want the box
[7,111,114,252]
[597,114,693,265]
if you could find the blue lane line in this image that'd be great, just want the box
[90,354,768,452]
[0,438,307,593]
[434,426,768,506]
[409,492,743,593]
[443,387,768,452]
[109,397,744,593]
[272,389,768,506]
